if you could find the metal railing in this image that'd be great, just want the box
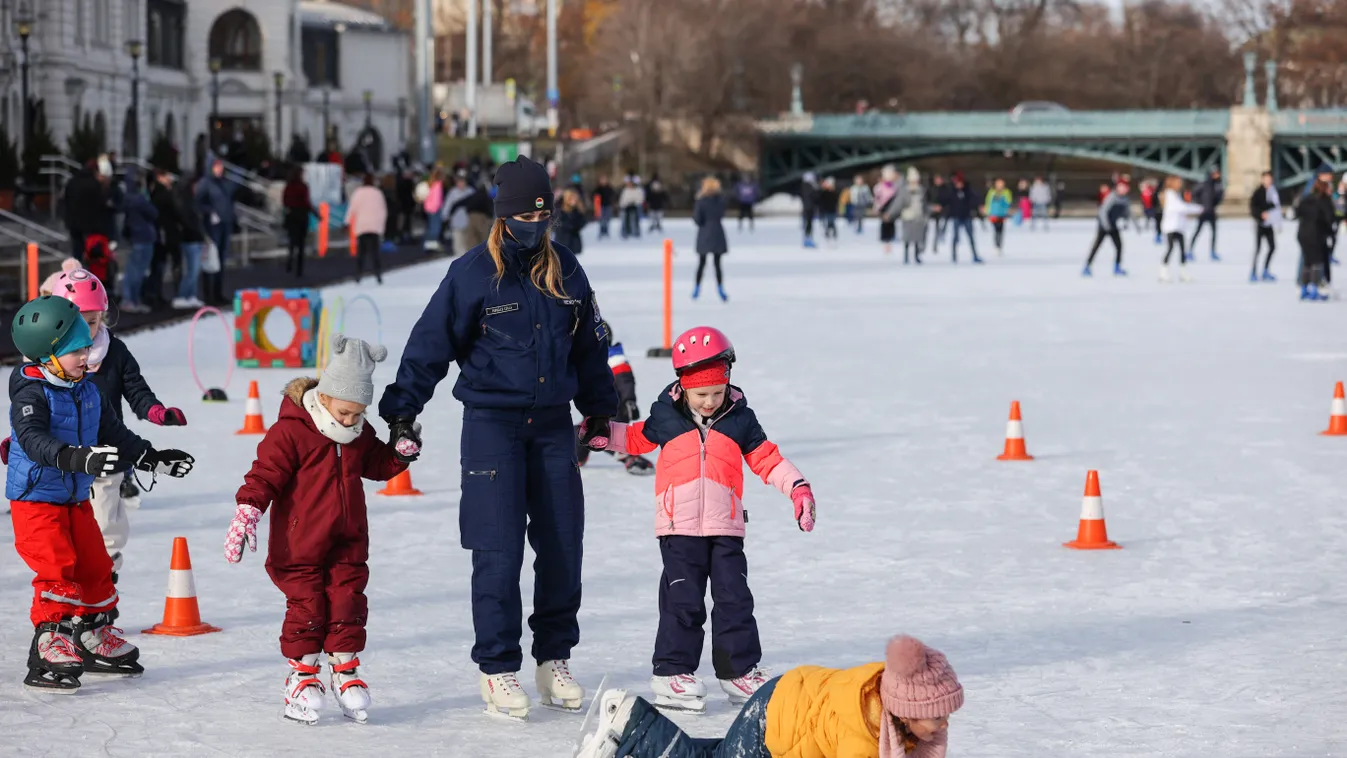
[0,208,68,245]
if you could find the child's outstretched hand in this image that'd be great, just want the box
[136,448,195,477]
[225,503,263,564]
[147,405,188,426]
[791,483,816,532]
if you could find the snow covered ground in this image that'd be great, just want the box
[2,217,1346,757]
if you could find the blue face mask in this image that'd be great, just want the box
[505,218,550,250]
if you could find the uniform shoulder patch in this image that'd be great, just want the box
[595,321,611,343]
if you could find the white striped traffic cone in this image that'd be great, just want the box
[235,380,268,435]
[996,401,1034,461]
[1063,470,1121,550]
[1322,382,1347,436]
[141,537,223,636]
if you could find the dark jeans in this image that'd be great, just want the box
[950,218,978,262]
[460,407,583,674]
[695,253,724,288]
[355,233,383,283]
[615,677,778,758]
[1164,232,1186,265]
[1254,225,1275,275]
[738,204,754,230]
[1087,227,1123,268]
[653,535,759,680]
[598,207,613,238]
[621,206,641,238]
[1190,216,1217,256]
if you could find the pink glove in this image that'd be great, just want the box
[791,484,816,532]
[148,405,187,426]
[224,503,263,564]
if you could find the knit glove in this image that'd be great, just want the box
[147,404,188,426]
[577,416,612,450]
[224,504,263,564]
[57,445,120,476]
[791,483,816,533]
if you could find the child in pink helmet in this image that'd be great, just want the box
[49,267,187,581]
[579,326,816,712]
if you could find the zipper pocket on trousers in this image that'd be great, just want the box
[467,469,497,480]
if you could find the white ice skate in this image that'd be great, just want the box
[328,653,371,724]
[1158,264,1171,283]
[481,671,531,720]
[719,665,770,706]
[1179,268,1193,283]
[537,659,585,712]
[283,654,326,725]
[574,687,636,758]
[650,673,706,713]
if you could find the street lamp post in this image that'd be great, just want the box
[209,57,222,148]
[127,39,143,159]
[363,90,373,129]
[15,2,34,152]
[321,87,331,153]
[397,97,407,146]
[273,71,284,153]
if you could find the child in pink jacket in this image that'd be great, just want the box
[580,326,816,713]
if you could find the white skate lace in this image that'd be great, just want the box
[41,633,81,664]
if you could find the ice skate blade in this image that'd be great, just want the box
[283,704,319,725]
[23,670,81,694]
[653,696,705,714]
[483,703,530,721]
[340,707,369,724]
[540,695,584,713]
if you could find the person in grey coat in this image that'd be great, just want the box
[898,167,929,265]
[693,176,729,302]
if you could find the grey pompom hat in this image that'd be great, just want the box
[316,333,388,406]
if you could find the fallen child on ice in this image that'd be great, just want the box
[576,634,964,758]
[6,296,195,693]
[226,333,407,725]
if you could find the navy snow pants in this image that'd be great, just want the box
[653,535,761,680]
[459,406,584,674]
[616,677,778,758]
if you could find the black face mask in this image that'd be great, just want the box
[505,218,549,250]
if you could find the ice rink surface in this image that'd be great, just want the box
[2,217,1345,756]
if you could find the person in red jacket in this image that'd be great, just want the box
[224,334,406,725]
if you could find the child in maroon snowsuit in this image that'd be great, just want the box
[225,334,406,724]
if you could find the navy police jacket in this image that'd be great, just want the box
[379,237,618,419]
[7,364,150,504]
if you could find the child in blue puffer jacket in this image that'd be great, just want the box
[5,297,195,693]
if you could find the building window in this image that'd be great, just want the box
[147,0,184,69]
[209,9,263,71]
[93,0,110,45]
[302,28,341,89]
[74,0,85,44]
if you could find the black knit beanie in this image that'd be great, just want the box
[493,157,554,218]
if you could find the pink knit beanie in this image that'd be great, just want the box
[880,635,964,720]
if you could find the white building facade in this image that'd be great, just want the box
[9,0,410,170]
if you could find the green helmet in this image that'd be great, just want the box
[11,296,85,360]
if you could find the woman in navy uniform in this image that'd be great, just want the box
[379,157,617,718]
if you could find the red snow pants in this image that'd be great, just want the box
[10,500,119,626]
[265,524,370,660]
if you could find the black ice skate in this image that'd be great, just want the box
[25,620,83,693]
[619,454,654,476]
[75,612,143,676]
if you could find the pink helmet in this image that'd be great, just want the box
[672,326,735,372]
[52,267,109,312]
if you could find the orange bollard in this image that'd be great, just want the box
[1064,470,1121,550]
[1321,382,1347,436]
[349,214,358,257]
[235,380,268,435]
[646,239,674,358]
[26,242,38,300]
[378,469,422,496]
[142,537,223,636]
[996,401,1034,461]
[317,203,330,257]
[593,194,602,221]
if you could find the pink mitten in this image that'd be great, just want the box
[0,436,9,465]
[791,484,816,532]
[224,503,263,564]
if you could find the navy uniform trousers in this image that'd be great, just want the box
[654,535,761,681]
[459,406,584,674]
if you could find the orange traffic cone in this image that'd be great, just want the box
[1321,382,1347,436]
[378,469,422,496]
[142,537,223,636]
[235,380,268,435]
[996,401,1034,461]
[1064,470,1120,550]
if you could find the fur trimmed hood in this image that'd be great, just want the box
[284,377,318,407]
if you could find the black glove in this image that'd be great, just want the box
[577,416,612,450]
[622,399,642,422]
[386,416,422,462]
[135,448,195,478]
[57,445,121,476]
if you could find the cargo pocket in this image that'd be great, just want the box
[460,462,504,550]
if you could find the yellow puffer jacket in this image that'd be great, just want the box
[764,663,885,758]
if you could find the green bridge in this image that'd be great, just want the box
[756,54,1347,208]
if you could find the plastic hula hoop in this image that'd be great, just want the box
[315,299,337,377]
[338,294,384,346]
[188,306,235,395]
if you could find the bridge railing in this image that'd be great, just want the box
[760,109,1232,140]
[1272,109,1347,138]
